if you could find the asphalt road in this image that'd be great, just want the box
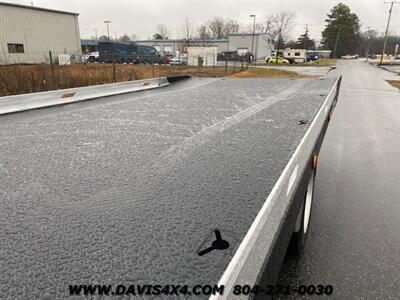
[277,60,400,299]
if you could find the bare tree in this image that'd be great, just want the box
[268,11,296,62]
[196,24,212,46]
[259,15,275,34]
[224,19,240,36]
[244,13,294,38]
[208,16,225,39]
[182,18,195,40]
[242,15,275,34]
[197,25,209,39]
[156,24,169,39]
[269,11,296,47]
[182,18,195,49]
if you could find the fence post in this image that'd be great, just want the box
[112,46,116,83]
[85,62,88,86]
[152,63,155,79]
[225,53,228,74]
[213,55,216,77]
[112,62,116,83]
[49,51,56,89]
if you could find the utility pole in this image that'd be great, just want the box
[366,26,371,62]
[104,20,115,82]
[104,20,111,41]
[250,14,256,64]
[333,26,341,58]
[304,24,309,50]
[380,1,395,64]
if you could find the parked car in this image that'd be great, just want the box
[306,52,319,61]
[218,51,248,62]
[83,52,99,63]
[341,55,353,59]
[283,56,296,64]
[160,54,173,64]
[169,56,187,65]
[266,56,289,64]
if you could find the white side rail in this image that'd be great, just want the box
[0,77,170,115]
[210,76,341,300]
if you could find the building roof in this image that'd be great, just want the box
[0,1,79,16]
[228,32,271,36]
[81,39,99,46]
[137,33,274,44]
[136,39,228,43]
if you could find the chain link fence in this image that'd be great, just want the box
[0,50,249,97]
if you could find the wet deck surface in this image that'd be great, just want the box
[0,77,336,299]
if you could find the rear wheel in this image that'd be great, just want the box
[289,168,316,255]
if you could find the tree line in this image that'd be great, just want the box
[320,3,399,57]
[95,4,399,58]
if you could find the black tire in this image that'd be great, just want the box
[289,168,316,255]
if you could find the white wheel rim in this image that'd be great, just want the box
[303,171,315,233]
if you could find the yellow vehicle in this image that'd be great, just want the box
[267,56,290,64]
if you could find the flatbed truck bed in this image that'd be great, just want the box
[0,76,341,299]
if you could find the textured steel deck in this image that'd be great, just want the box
[0,77,336,299]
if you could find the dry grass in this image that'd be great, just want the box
[227,67,306,78]
[255,59,337,67]
[0,63,302,97]
[378,62,400,66]
[386,80,400,89]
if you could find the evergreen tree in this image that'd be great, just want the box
[322,3,361,57]
[295,32,316,50]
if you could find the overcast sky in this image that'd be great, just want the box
[4,0,400,42]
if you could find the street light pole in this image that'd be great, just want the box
[104,20,111,41]
[104,20,115,82]
[250,14,256,64]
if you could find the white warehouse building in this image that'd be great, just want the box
[137,33,275,60]
[0,2,81,64]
